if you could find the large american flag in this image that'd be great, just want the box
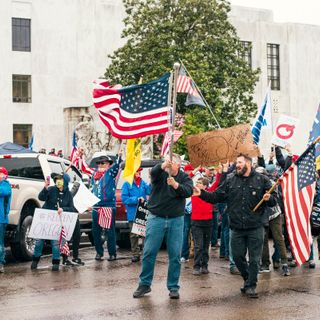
[98,207,112,229]
[70,130,94,176]
[92,74,171,139]
[280,144,316,266]
[59,226,70,256]
[160,130,183,157]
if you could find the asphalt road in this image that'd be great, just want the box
[1,245,320,320]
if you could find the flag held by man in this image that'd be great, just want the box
[160,130,183,157]
[93,73,171,139]
[98,207,113,229]
[279,143,316,266]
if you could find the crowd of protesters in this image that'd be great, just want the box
[0,143,319,301]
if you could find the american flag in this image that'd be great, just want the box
[59,226,70,256]
[92,74,171,139]
[160,130,183,157]
[176,66,197,95]
[98,207,112,229]
[70,130,94,176]
[280,144,316,266]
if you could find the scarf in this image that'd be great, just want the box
[94,170,105,181]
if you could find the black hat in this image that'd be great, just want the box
[51,173,63,182]
[96,155,113,165]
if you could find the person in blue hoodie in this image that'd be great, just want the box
[0,167,12,273]
[90,150,122,261]
[121,168,151,262]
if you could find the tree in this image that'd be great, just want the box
[105,0,260,156]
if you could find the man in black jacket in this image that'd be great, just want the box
[133,154,193,299]
[194,154,276,298]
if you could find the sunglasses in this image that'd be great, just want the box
[97,161,108,165]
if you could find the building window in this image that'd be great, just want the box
[240,41,252,68]
[12,18,31,51]
[12,75,32,103]
[267,43,280,90]
[13,124,32,148]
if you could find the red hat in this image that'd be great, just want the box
[184,163,194,171]
[137,167,143,172]
[0,167,8,176]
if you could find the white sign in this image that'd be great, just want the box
[29,208,78,241]
[271,114,300,147]
[73,181,100,213]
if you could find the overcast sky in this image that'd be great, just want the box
[229,0,320,26]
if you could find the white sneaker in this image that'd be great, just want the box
[180,257,189,263]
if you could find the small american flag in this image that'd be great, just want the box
[59,226,70,256]
[98,207,113,229]
[160,130,183,157]
[176,66,197,95]
[280,144,316,266]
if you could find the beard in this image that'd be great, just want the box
[236,164,248,176]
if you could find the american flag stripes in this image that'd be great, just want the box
[280,144,316,266]
[59,226,70,256]
[176,66,198,96]
[70,130,94,176]
[160,130,183,157]
[98,207,113,229]
[92,74,171,139]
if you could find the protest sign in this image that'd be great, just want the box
[271,114,300,147]
[29,208,78,241]
[73,181,100,213]
[187,124,259,166]
[131,200,150,237]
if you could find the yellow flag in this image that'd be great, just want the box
[122,138,142,185]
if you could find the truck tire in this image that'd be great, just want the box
[11,215,35,261]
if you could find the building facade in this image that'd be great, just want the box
[1,1,319,155]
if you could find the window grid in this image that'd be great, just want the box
[13,124,32,148]
[12,17,31,51]
[240,41,252,69]
[12,75,32,103]
[267,44,280,90]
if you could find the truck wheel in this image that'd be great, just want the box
[11,215,35,261]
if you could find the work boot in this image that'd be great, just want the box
[192,268,201,276]
[309,260,316,269]
[31,256,40,270]
[201,266,209,274]
[169,290,180,299]
[72,258,85,266]
[133,285,151,298]
[273,261,280,269]
[52,259,60,271]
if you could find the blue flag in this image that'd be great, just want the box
[185,81,206,107]
[308,104,320,159]
[28,135,34,150]
[251,86,272,145]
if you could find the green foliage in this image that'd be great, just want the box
[105,0,260,156]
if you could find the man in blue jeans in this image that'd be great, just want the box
[133,154,193,299]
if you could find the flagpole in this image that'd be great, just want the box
[179,59,221,129]
[169,63,180,162]
[253,135,320,212]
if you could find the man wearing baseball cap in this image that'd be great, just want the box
[0,167,12,273]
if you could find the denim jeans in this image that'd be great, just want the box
[33,239,60,261]
[0,223,6,265]
[181,214,191,259]
[220,211,229,257]
[229,229,236,269]
[231,227,264,289]
[139,214,184,291]
[211,209,219,246]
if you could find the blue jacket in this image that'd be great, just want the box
[91,156,122,207]
[121,179,151,221]
[0,180,12,224]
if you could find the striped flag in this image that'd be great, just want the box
[176,66,198,96]
[98,207,113,229]
[92,74,171,139]
[251,85,272,145]
[160,130,183,157]
[59,226,70,256]
[70,130,94,176]
[279,143,316,266]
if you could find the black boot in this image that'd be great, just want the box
[31,256,40,270]
[52,259,60,271]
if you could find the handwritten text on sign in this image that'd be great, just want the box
[29,208,78,241]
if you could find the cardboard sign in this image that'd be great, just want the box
[29,208,78,241]
[131,200,150,237]
[271,114,300,147]
[187,124,259,166]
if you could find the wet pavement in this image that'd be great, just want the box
[1,245,320,320]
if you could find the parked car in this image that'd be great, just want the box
[0,153,92,261]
